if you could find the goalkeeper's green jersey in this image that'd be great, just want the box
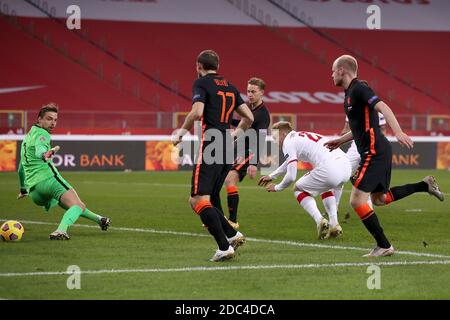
[18,124,61,191]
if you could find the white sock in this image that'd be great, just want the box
[321,191,338,227]
[333,185,344,207]
[294,191,323,225]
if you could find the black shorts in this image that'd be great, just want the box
[191,163,231,196]
[231,154,255,182]
[190,131,233,197]
[351,147,392,193]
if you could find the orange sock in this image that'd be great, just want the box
[194,200,212,215]
[355,203,374,220]
[385,191,394,205]
[227,186,239,222]
[227,186,238,195]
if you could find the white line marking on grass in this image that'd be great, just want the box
[1,179,449,196]
[1,260,450,277]
[78,181,450,196]
[2,219,449,259]
[244,237,450,259]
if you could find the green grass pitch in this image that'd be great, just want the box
[0,169,449,299]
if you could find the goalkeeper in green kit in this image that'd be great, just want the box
[17,103,110,240]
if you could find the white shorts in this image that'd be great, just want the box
[346,141,361,174]
[294,155,352,197]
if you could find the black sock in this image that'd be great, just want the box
[199,207,229,251]
[362,213,391,249]
[227,192,239,222]
[214,208,237,238]
[389,181,428,201]
[210,193,224,215]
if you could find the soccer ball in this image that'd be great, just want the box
[0,220,25,241]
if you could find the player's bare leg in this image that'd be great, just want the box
[224,170,240,228]
[190,195,237,261]
[293,186,329,240]
[350,188,394,257]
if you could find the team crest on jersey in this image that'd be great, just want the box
[40,136,46,142]
[346,97,352,111]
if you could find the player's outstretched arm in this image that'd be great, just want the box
[42,145,60,161]
[259,159,293,191]
[173,102,204,146]
[263,159,289,182]
[258,175,272,187]
[269,161,297,192]
[258,159,289,187]
[340,121,351,136]
[324,131,353,151]
[375,101,413,149]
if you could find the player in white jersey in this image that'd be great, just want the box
[259,121,352,239]
[334,113,387,209]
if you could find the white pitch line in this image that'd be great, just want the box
[76,181,450,196]
[1,260,450,278]
[1,218,449,259]
[1,180,449,196]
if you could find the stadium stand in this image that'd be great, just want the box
[0,0,448,134]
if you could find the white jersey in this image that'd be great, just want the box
[269,130,351,193]
[282,130,346,168]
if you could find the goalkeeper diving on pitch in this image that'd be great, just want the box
[17,103,111,240]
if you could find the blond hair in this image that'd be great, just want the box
[272,121,293,133]
[335,55,358,75]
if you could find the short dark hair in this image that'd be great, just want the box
[248,77,266,90]
[38,102,58,119]
[197,50,219,71]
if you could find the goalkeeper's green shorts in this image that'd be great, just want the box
[29,176,73,212]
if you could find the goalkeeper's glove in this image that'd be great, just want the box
[42,145,60,161]
[17,188,28,200]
